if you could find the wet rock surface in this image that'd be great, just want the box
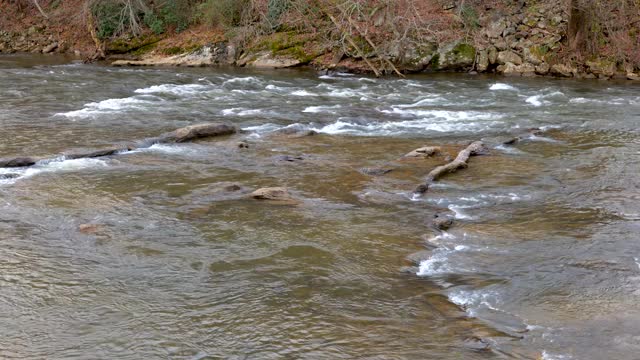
[0,157,37,168]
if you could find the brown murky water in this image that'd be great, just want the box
[1,54,640,359]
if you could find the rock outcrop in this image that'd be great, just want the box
[112,44,234,67]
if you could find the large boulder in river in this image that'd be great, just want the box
[0,157,37,168]
[158,123,237,143]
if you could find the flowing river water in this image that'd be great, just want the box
[1,54,640,359]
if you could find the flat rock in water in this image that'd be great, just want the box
[274,155,305,162]
[404,146,441,158]
[159,123,237,143]
[65,147,130,160]
[272,127,317,138]
[0,157,37,168]
[432,215,454,230]
[359,167,393,176]
[250,187,298,204]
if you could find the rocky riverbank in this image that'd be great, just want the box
[1,1,639,80]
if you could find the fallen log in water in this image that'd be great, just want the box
[0,123,237,169]
[414,141,486,194]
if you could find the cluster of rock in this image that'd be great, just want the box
[0,28,62,55]
[473,3,638,80]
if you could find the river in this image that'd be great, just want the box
[1,54,640,359]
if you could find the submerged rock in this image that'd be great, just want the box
[359,167,393,176]
[272,126,317,138]
[274,155,305,162]
[65,147,131,160]
[432,214,454,231]
[0,157,37,168]
[250,187,297,204]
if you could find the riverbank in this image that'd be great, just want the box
[1,1,639,80]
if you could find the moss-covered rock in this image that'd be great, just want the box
[399,43,438,72]
[586,59,616,78]
[107,35,162,54]
[431,41,476,71]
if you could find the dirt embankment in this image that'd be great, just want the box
[1,0,639,80]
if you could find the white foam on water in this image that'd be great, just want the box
[222,76,262,86]
[222,108,271,116]
[528,134,559,143]
[426,231,456,244]
[379,108,500,121]
[490,83,518,91]
[495,144,526,154]
[0,157,109,185]
[328,89,364,97]
[448,204,473,219]
[526,95,546,107]
[302,105,342,114]
[570,97,627,105]
[134,83,210,96]
[242,123,284,133]
[312,118,499,135]
[525,91,566,107]
[635,258,640,270]
[417,248,456,276]
[394,96,446,108]
[291,90,317,97]
[145,143,194,155]
[265,84,286,91]
[447,288,499,309]
[541,351,572,360]
[55,96,159,119]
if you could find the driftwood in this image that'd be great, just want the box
[414,141,486,194]
[0,123,237,169]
